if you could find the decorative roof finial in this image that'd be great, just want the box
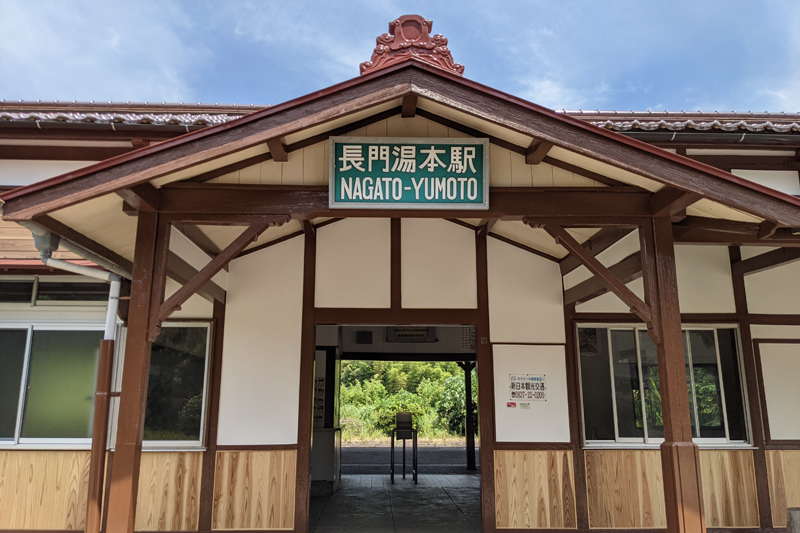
[360,15,464,76]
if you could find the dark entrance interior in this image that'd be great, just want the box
[309,325,481,532]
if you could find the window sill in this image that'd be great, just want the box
[583,442,756,451]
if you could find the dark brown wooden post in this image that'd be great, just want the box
[476,232,497,532]
[459,361,477,471]
[105,212,168,533]
[640,217,706,533]
[295,221,317,533]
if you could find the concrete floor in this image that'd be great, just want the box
[310,475,481,533]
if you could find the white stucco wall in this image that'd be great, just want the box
[759,343,800,440]
[217,237,305,445]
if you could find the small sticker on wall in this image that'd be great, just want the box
[509,373,547,401]
[507,402,516,408]
[520,403,530,409]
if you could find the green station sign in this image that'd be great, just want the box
[329,137,490,209]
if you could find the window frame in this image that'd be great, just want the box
[0,275,110,308]
[109,321,213,451]
[576,322,753,449]
[0,322,106,448]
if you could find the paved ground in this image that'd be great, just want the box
[310,475,481,533]
[341,446,480,475]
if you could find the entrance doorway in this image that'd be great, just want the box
[309,325,481,532]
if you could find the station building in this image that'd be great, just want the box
[1,14,800,533]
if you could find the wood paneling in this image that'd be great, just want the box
[494,450,577,529]
[0,450,90,530]
[766,450,800,527]
[134,452,203,531]
[211,449,296,530]
[585,450,666,529]
[698,449,759,528]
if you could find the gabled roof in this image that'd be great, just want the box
[3,59,800,226]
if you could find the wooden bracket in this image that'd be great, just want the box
[401,94,418,118]
[151,217,286,335]
[537,221,653,326]
[650,187,702,217]
[757,221,779,240]
[266,137,289,162]
[525,140,553,165]
[731,246,800,276]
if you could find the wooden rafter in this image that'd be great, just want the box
[167,252,225,304]
[116,183,160,212]
[559,227,635,275]
[266,137,288,162]
[154,218,285,330]
[525,140,553,165]
[401,94,418,118]
[476,218,498,236]
[651,187,702,217]
[537,221,652,325]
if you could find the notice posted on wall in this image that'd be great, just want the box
[507,374,546,408]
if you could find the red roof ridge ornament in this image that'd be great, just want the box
[360,15,464,77]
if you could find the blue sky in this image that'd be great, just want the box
[2,0,799,112]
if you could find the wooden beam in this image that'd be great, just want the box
[173,223,222,257]
[676,215,759,234]
[391,218,401,308]
[559,227,635,275]
[563,252,642,305]
[651,188,702,217]
[673,225,800,246]
[476,218,497,236]
[687,154,800,171]
[540,222,652,325]
[116,183,160,212]
[155,220,279,327]
[266,137,288,162]
[731,246,800,276]
[525,140,553,165]
[167,252,226,304]
[156,184,653,219]
[401,93,418,118]
[487,232,560,262]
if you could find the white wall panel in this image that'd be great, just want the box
[759,343,800,440]
[169,226,227,290]
[487,238,564,343]
[401,219,477,309]
[315,218,391,308]
[732,170,800,196]
[745,261,800,315]
[493,344,571,442]
[751,325,800,339]
[0,160,93,187]
[575,246,735,314]
[217,237,305,445]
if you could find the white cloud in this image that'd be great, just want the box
[0,0,209,102]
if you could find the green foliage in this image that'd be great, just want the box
[337,360,478,442]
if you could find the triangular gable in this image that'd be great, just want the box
[3,60,800,227]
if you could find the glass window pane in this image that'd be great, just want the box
[717,329,747,441]
[0,330,28,439]
[145,326,208,441]
[638,331,666,439]
[21,330,103,439]
[611,329,644,439]
[579,328,615,441]
[36,281,109,302]
[689,330,725,438]
[0,281,34,303]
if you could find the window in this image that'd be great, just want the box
[0,326,104,444]
[0,277,109,306]
[142,324,211,446]
[578,325,748,445]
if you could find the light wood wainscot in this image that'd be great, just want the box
[698,449,759,528]
[211,449,297,530]
[135,451,203,531]
[585,449,666,528]
[494,449,577,529]
[766,450,800,527]
[0,450,90,530]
